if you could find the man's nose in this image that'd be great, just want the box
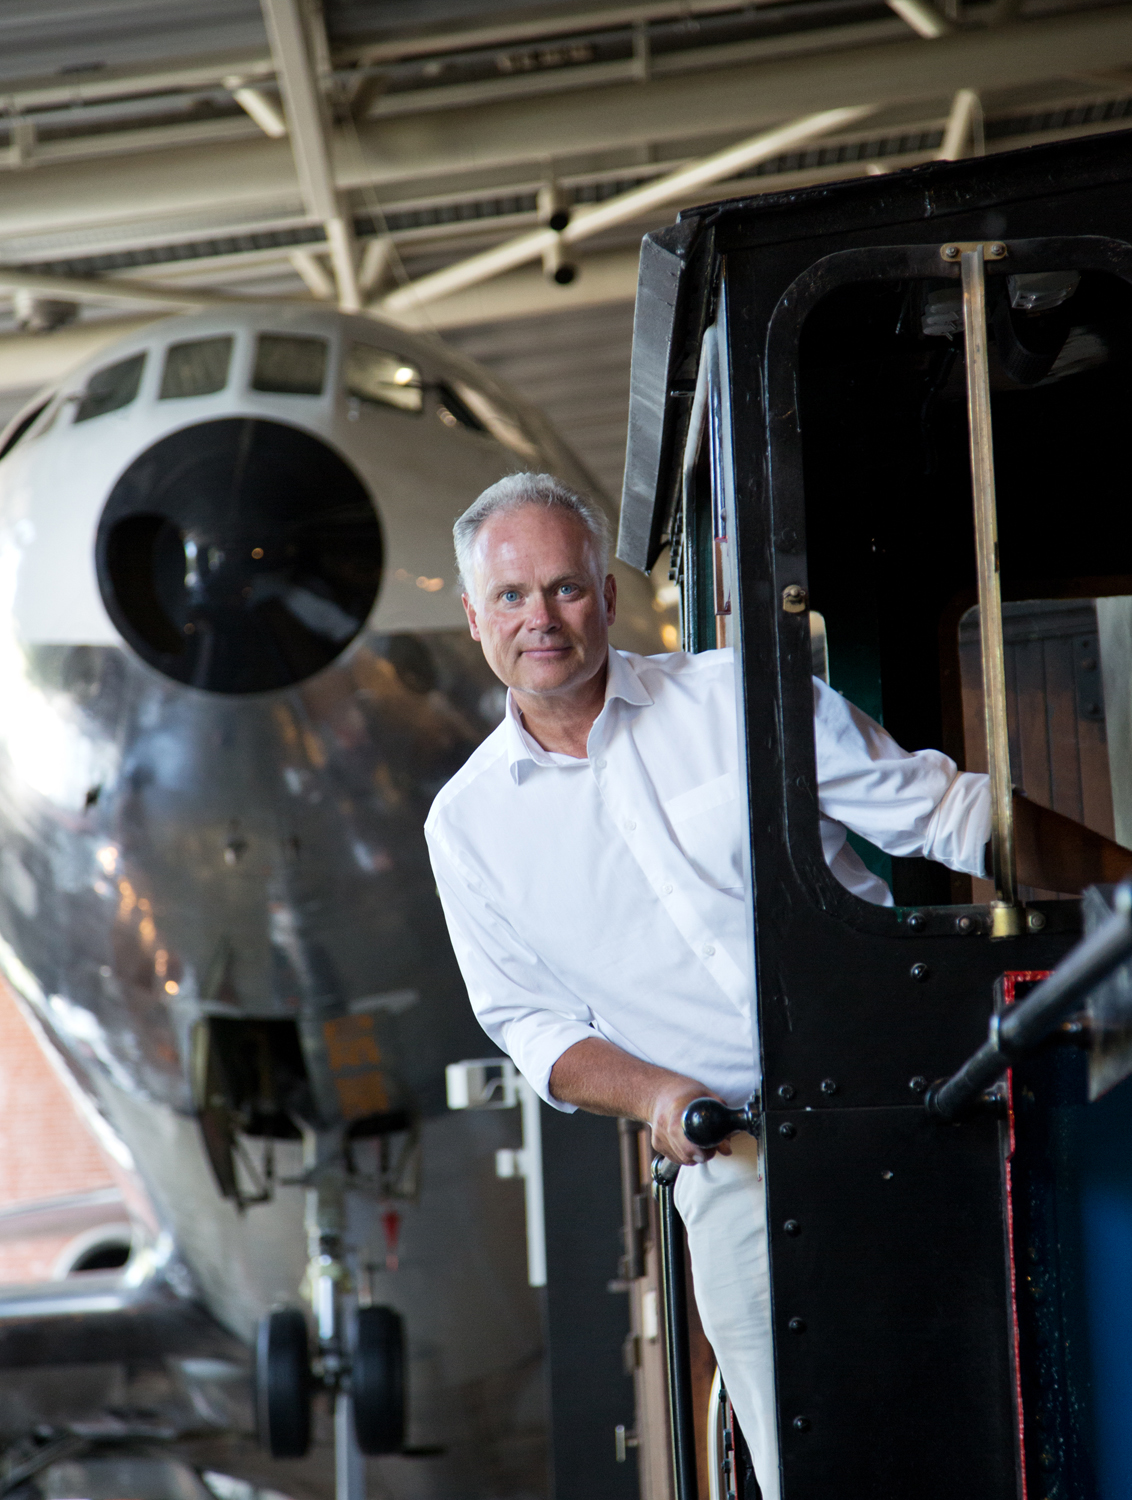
[524,591,560,631]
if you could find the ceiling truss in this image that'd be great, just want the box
[0,0,1127,333]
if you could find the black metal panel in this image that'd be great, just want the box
[766,1105,1015,1497]
[619,218,715,571]
[621,128,1132,1497]
[542,1107,637,1500]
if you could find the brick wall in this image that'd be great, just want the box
[0,979,120,1284]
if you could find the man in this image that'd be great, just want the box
[425,471,1131,1499]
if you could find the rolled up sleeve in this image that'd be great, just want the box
[426,827,598,1109]
[814,677,991,878]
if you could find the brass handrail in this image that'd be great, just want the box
[957,243,1023,938]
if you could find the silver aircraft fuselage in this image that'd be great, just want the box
[0,305,664,1493]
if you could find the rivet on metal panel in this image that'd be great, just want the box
[909,1076,929,1094]
[940,241,1008,261]
[783,1219,801,1236]
[910,963,929,981]
[782,584,808,613]
[792,1416,811,1432]
[957,914,975,933]
[820,1078,837,1096]
[788,1317,806,1333]
[778,1083,796,1102]
[779,1122,796,1139]
[906,911,926,930]
[1028,910,1047,932]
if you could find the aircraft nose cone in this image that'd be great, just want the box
[95,417,382,694]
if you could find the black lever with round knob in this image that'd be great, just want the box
[681,1096,759,1149]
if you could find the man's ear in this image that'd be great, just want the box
[604,572,617,626]
[461,592,482,641]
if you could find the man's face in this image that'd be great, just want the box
[462,504,616,699]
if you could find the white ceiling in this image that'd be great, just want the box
[0,0,1130,491]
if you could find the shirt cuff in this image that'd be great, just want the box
[922,771,992,877]
[500,1013,600,1112]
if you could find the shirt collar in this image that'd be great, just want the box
[503,647,653,781]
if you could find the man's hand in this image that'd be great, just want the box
[549,1036,734,1165]
[647,1073,733,1165]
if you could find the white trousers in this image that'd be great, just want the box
[674,1135,780,1500]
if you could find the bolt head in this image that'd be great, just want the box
[1028,910,1047,932]
[957,914,974,933]
[783,1219,801,1236]
[778,1083,796,1102]
[910,962,929,982]
[942,244,960,259]
[792,1415,811,1432]
[906,911,925,930]
[779,1122,796,1139]
[820,1078,837,1096]
[788,1317,806,1333]
[909,1075,928,1094]
[990,242,1007,257]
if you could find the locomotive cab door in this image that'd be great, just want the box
[621,130,1132,1499]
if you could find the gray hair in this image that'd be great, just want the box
[453,471,612,599]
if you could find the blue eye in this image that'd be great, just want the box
[502,589,520,603]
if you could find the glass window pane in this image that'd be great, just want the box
[252,334,327,396]
[74,353,145,424]
[160,336,233,400]
[345,344,422,412]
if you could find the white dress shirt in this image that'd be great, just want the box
[424,647,991,1111]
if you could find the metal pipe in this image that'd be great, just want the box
[961,246,1021,936]
[381,106,873,314]
[706,1367,726,1500]
[926,883,1132,1120]
[653,1156,698,1500]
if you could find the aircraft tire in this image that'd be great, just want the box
[352,1305,405,1455]
[256,1307,313,1458]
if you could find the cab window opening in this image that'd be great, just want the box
[792,264,1132,912]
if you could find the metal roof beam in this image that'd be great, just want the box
[0,8,1127,247]
[381,105,873,313]
[0,270,232,310]
[260,0,359,309]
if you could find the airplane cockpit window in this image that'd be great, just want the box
[159,336,233,400]
[74,352,146,424]
[251,334,327,397]
[439,380,540,459]
[0,395,52,459]
[344,345,422,412]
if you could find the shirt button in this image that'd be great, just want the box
[624,819,636,832]
[595,758,607,770]
[662,883,673,896]
[703,944,715,957]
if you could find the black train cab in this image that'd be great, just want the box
[620,129,1132,1499]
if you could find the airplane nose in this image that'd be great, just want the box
[95,417,382,694]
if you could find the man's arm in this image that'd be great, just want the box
[548,1036,732,1165]
[1012,790,1132,894]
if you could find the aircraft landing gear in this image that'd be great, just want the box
[255,1128,407,1467]
[254,1301,406,1460]
[352,1305,405,1455]
[256,1307,313,1457]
